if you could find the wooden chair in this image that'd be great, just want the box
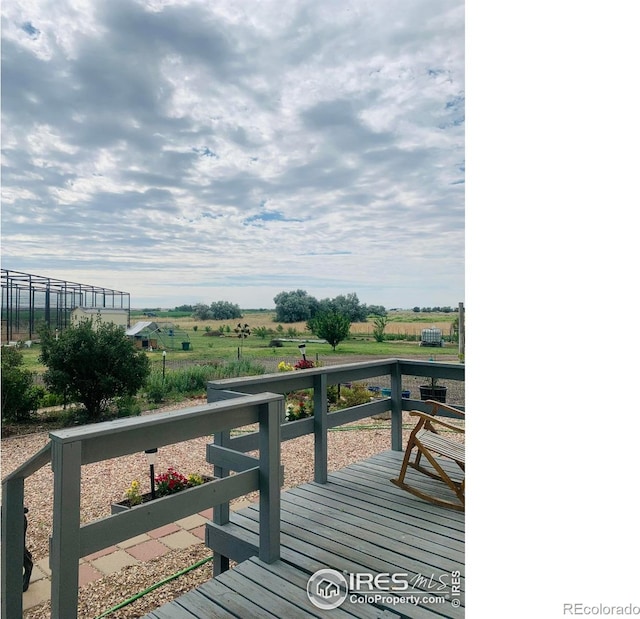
[391,401,465,511]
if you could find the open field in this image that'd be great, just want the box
[132,309,457,337]
[13,311,461,374]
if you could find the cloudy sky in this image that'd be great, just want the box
[1,0,464,310]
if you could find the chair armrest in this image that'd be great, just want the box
[422,400,465,419]
[409,411,465,433]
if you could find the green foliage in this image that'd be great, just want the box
[145,371,170,403]
[334,382,372,409]
[274,289,373,323]
[39,319,151,421]
[191,301,243,321]
[253,326,271,339]
[1,347,40,422]
[285,390,314,421]
[307,311,351,351]
[113,395,142,418]
[144,360,265,404]
[273,289,318,323]
[366,305,387,317]
[318,293,368,322]
[37,390,64,408]
[372,315,389,343]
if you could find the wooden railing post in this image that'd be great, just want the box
[313,373,328,483]
[50,439,82,619]
[258,399,281,563]
[1,477,25,619]
[391,362,403,451]
[212,429,230,576]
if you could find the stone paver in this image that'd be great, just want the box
[34,557,51,577]
[90,549,139,575]
[118,533,151,549]
[23,579,50,610]
[83,545,119,561]
[159,529,202,550]
[28,564,48,583]
[22,510,213,608]
[190,525,206,540]
[147,523,180,539]
[175,513,208,530]
[78,563,103,587]
[125,539,171,561]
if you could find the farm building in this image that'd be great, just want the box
[1,269,130,344]
[125,321,191,351]
[71,307,129,328]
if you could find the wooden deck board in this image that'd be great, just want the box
[145,449,465,618]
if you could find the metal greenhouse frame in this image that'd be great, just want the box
[1,269,130,344]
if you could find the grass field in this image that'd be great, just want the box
[16,310,461,373]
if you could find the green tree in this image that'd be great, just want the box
[39,319,151,421]
[372,315,389,343]
[273,290,318,323]
[209,301,242,320]
[307,311,351,351]
[317,293,368,323]
[192,302,211,320]
[1,347,40,422]
[366,304,387,317]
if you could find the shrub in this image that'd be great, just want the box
[335,382,372,409]
[145,371,170,403]
[112,395,142,418]
[1,347,40,422]
[38,390,65,408]
[144,360,265,404]
[39,319,150,421]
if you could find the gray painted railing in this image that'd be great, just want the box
[1,358,463,618]
[1,393,283,619]
[205,358,464,573]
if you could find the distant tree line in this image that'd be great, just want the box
[273,290,386,324]
[412,306,457,313]
[190,301,243,321]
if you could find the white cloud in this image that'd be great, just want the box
[1,0,464,309]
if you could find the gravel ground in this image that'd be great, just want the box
[2,358,464,618]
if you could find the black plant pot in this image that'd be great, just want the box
[419,385,447,403]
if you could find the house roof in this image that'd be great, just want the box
[125,321,158,336]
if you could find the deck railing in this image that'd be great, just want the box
[205,358,464,573]
[1,393,283,619]
[1,358,464,619]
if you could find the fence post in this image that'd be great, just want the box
[212,429,230,576]
[391,362,403,451]
[1,478,25,619]
[50,439,82,619]
[258,399,281,564]
[313,373,328,484]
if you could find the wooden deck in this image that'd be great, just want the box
[145,450,465,618]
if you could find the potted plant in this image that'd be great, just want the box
[419,376,447,403]
[111,468,212,513]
